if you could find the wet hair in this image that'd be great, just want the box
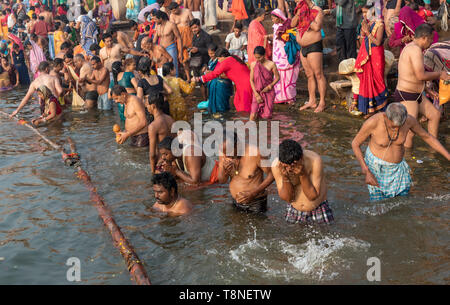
[111,61,123,85]
[111,84,128,96]
[147,93,165,110]
[168,2,179,10]
[386,102,408,126]
[279,140,303,164]
[158,136,174,151]
[38,61,50,72]
[89,43,101,54]
[215,48,246,66]
[207,43,218,52]
[60,41,71,50]
[103,33,113,41]
[64,52,74,60]
[255,8,266,17]
[137,58,151,74]
[53,57,64,67]
[254,46,266,56]
[152,172,178,195]
[189,18,201,27]
[154,10,169,21]
[234,22,243,30]
[74,53,85,61]
[162,62,174,76]
[414,23,434,38]
[90,55,101,63]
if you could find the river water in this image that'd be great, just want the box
[0,86,448,284]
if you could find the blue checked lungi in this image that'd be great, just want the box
[285,201,334,224]
[166,43,178,77]
[365,147,412,202]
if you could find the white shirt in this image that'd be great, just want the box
[225,32,248,51]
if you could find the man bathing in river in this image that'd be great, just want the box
[352,103,450,202]
[100,33,146,72]
[218,133,274,213]
[156,131,219,185]
[74,54,97,109]
[111,85,149,147]
[87,56,111,110]
[394,23,450,149]
[151,172,192,216]
[271,139,333,224]
[145,93,175,173]
[10,61,63,117]
[291,0,327,113]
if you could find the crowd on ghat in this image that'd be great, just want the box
[2,0,450,222]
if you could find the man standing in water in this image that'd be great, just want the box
[352,103,450,202]
[393,24,450,148]
[218,133,274,213]
[141,37,174,76]
[111,85,149,147]
[10,61,63,117]
[291,0,327,113]
[151,172,192,216]
[271,139,333,224]
[74,54,97,109]
[100,33,146,72]
[87,56,111,110]
[153,10,183,77]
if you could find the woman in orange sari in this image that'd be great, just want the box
[247,8,271,64]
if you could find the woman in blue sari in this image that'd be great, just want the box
[206,44,233,114]
[77,15,98,56]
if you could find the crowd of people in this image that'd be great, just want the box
[2,0,450,222]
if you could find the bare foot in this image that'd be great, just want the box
[299,101,317,111]
[314,103,326,112]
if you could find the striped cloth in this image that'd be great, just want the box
[365,147,412,202]
[285,201,334,224]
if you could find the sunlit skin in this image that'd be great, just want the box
[151,184,192,216]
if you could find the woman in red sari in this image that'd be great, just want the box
[352,6,387,118]
[199,48,252,113]
[247,8,271,64]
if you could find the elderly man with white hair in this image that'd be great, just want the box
[351,102,450,202]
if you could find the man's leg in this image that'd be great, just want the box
[308,52,326,112]
[420,95,441,138]
[400,100,419,148]
[336,27,346,62]
[346,28,357,60]
[299,53,317,111]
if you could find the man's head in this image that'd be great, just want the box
[158,136,176,163]
[60,41,71,53]
[38,61,50,73]
[385,102,408,128]
[64,52,74,66]
[146,92,165,115]
[111,85,128,104]
[168,2,180,14]
[279,139,303,171]
[233,22,242,37]
[89,43,101,56]
[414,23,434,50]
[152,172,178,205]
[52,58,64,73]
[74,53,85,69]
[103,33,114,48]
[190,18,201,35]
[90,55,102,70]
[154,10,168,25]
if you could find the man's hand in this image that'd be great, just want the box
[365,170,379,187]
[223,157,237,175]
[190,47,198,54]
[160,160,178,176]
[117,131,130,144]
[236,190,257,204]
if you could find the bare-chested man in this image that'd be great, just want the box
[168,2,194,80]
[10,61,63,117]
[141,36,173,76]
[111,85,149,147]
[184,0,203,25]
[55,42,72,59]
[291,0,327,112]
[352,102,450,202]
[151,172,192,216]
[74,54,97,109]
[393,23,450,148]
[271,139,333,224]
[153,10,183,77]
[108,27,134,50]
[218,133,274,213]
[87,56,111,110]
[143,93,175,172]
[39,5,53,26]
[100,33,146,72]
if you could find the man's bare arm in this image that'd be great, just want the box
[272,160,295,203]
[148,124,158,173]
[11,82,36,116]
[351,116,376,173]
[410,117,450,160]
[300,156,322,201]
[411,46,441,81]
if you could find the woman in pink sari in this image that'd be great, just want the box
[271,9,300,104]
[247,8,271,64]
[249,46,280,121]
[25,39,45,80]
[199,48,252,113]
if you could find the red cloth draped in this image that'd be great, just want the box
[247,20,271,63]
[294,0,318,38]
[251,62,275,119]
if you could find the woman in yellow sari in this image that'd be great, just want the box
[162,62,195,121]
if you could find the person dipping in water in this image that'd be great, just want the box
[218,132,274,213]
[32,85,63,127]
[151,172,192,216]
